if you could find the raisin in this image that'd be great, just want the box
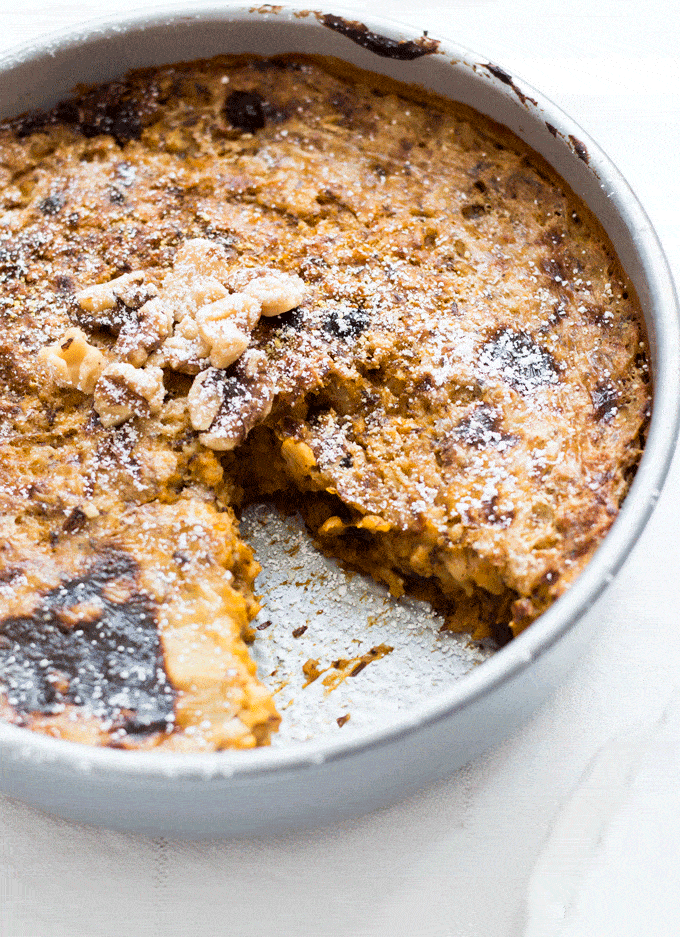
[38,194,64,216]
[224,90,266,132]
[322,305,370,340]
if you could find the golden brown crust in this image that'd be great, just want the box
[0,54,649,745]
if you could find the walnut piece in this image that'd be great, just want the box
[187,368,223,431]
[195,295,260,368]
[243,272,305,316]
[38,327,107,394]
[75,271,147,314]
[93,363,165,428]
[153,314,211,374]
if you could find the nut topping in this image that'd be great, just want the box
[38,327,107,394]
[187,368,224,431]
[45,238,306,435]
[243,272,305,316]
[93,363,165,428]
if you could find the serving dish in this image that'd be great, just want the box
[0,4,677,838]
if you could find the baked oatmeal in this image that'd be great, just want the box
[0,55,650,749]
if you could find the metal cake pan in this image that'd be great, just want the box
[0,4,678,838]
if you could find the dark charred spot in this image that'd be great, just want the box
[321,304,370,340]
[292,626,308,638]
[461,203,487,220]
[473,180,487,194]
[591,381,619,422]
[107,186,125,204]
[262,99,292,124]
[484,63,513,85]
[0,552,174,734]
[10,85,135,145]
[339,453,354,468]
[53,99,80,125]
[540,226,565,247]
[57,83,143,146]
[9,110,51,138]
[320,14,439,60]
[479,329,559,393]
[252,57,299,72]
[38,193,64,216]
[224,90,266,132]
[546,122,558,138]
[504,169,547,202]
[569,134,589,163]
[482,63,537,106]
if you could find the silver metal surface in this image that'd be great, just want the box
[0,4,678,838]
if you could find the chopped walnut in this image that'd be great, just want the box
[38,327,107,394]
[200,319,250,370]
[158,272,230,323]
[153,315,211,374]
[93,363,165,428]
[75,271,148,314]
[75,270,165,366]
[196,294,262,332]
[198,376,274,452]
[114,296,175,367]
[187,368,223,431]
[195,295,259,368]
[243,272,305,316]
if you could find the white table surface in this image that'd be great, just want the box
[1,1,680,935]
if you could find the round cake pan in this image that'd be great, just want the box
[0,5,678,839]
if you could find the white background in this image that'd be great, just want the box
[2,2,680,935]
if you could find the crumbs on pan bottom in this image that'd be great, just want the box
[243,504,493,744]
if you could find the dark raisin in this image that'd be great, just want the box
[591,381,619,422]
[224,90,266,132]
[462,203,487,220]
[322,305,370,340]
[62,506,87,534]
[38,194,64,216]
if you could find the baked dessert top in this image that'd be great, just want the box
[0,54,650,750]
